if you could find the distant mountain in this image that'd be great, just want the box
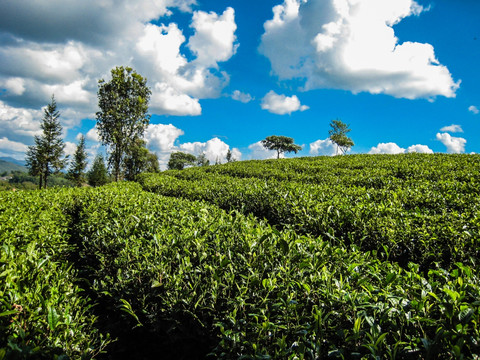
[0,159,27,173]
[0,157,26,166]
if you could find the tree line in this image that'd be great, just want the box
[25,66,354,188]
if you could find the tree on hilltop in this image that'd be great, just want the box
[168,152,197,170]
[328,119,354,155]
[261,135,302,159]
[96,66,151,181]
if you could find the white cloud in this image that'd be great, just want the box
[231,90,253,103]
[469,105,479,114]
[86,127,100,143]
[247,141,279,160]
[0,136,29,153]
[145,123,185,153]
[436,132,466,153]
[440,124,463,133]
[144,123,240,169]
[0,1,238,135]
[64,141,77,157]
[2,77,26,95]
[188,8,238,68]
[0,101,42,140]
[261,90,309,115]
[179,137,242,164]
[369,142,406,154]
[259,0,459,99]
[309,138,337,155]
[406,144,433,153]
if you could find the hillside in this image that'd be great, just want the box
[2,154,480,359]
[0,158,26,173]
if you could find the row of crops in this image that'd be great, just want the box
[2,154,480,359]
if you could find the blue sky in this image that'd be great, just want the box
[0,0,478,168]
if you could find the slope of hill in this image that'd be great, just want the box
[0,159,26,173]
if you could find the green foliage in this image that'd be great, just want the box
[124,138,159,181]
[139,154,480,270]
[196,153,210,167]
[0,160,26,174]
[96,66,151,181]
[3,155,480,359]
[87,154,109,187]
[0,189,110,358]
[25,95,67,189]
[167,151,197,170]
[329,119,354,155]
[67,134,88,186]
[261,135,302,159]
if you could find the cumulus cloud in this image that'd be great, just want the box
[259,0,459,99]
[440,124,463,133]
[180,137,242,164]
[436,133,466,153]
[261,90,309,115]
[231,90,253,103]
[406,144,433,153]
[188,8,238,68]
[247,141,279,160]
[368,142,406,154]
[309,138,337,155]
[64,141,77,157]
[469,105,479,114]
[86,127,100,143]
[0,136,29,153]
[0,101,42,142]
[0,0,239,140]
[144,123,240,169]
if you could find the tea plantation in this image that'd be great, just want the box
[1,154,480,359]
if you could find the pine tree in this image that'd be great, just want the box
[25,95,66,189]
[88,154,109,187]
[67,134,88,186]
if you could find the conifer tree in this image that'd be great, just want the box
[67,134,88,186]
[88,154,109,187]
[25,95,66,189]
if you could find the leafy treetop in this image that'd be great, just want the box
[96,66,151,181]
[328,119,354,155]
[261,135,302,159]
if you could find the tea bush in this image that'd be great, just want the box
[0,189,109,359]
[138,154,480,270]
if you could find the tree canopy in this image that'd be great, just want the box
[96,66,151,181]
[25,95,67,189]
[168,152,197,170]
[328,119,354,155]
[124,138,159,180]
[261,135,302,159]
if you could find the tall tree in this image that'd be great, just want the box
[96,66,151,181]
[226,149,236,163]
[196,153,210,167]
[88,154,109,187]
[25,95,66,189]
[167,152,197,170]
[67,134,88,186]
[124,138,159,180]
[328,119,354,155]
[261,135,302,159]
